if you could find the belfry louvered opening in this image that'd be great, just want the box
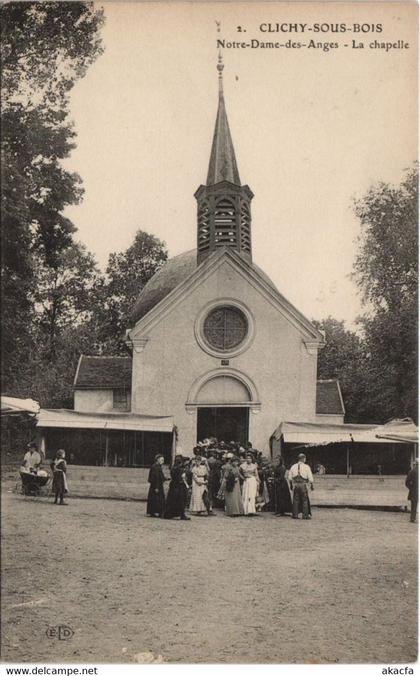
[214,198,237,248]
[240,202,251,254]
[198,202,210,253]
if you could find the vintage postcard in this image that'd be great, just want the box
[1,0,418,670]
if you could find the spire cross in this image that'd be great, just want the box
[217,50,224,95]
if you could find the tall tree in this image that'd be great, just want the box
[1,2,104,394]
[1,2,104,109]
[353,164,418,421]
[93,230,168,353]
[313,317,375,423]
[33,241,101,359]
[354,165,418,312]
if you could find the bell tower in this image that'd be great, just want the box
[195,54,254,265]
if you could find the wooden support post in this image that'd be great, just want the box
[36,430,46,461]
[346,445,350,478]
[40,433,46,462]
[104,431,109,467]
[171,427,177,465]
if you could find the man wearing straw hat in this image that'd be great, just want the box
[288,452,314,520]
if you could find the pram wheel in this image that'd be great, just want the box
[21,481,39,496]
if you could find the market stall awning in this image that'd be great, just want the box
[1,396,40,417]
[375,418,418,444]
[37,408,174,433]
[271,420,412,446]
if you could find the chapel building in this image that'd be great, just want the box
[121,57,330,455]
[38,57,347,466]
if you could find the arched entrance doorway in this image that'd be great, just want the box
[197,407,249,446]
[186,370,261,446]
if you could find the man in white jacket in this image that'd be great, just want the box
[288,453,314,520]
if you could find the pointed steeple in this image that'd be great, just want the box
[195,54,253,265]
[206,53,241,186]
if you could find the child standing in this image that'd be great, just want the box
[51,449,68,505]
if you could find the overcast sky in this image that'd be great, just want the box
[63,1,417,327]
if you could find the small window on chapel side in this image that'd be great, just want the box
[113,388,128,411]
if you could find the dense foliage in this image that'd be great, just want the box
[316,165,418,423]
[92,231,168,355]
[1,2,105,400]
[313,317,369,422]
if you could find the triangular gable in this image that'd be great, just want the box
[129,248,324,345]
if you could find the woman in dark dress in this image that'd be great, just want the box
[146,454,166,517]
[263,462,276,512]
[164,455,190,520]
[273,456,293,516]
[207,452,222,509]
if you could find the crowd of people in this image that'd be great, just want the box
[146,438,315,521]
[19,438,419,523]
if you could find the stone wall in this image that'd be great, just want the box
[63,469,407,508]
[311,474,408,508]
[65,465,150,500]
[3,464,409,509]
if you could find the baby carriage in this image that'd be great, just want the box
[19,469,50,496]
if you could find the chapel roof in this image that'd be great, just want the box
[73,355,132,390]
[316,379,345,416]
[131,248,279,325]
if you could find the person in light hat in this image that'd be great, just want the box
[20,442,44,496]
[190,445,209,471]
[190,457,211,515]
[21,442,42,473]
[288,452,314,519]
[239,453,260,516]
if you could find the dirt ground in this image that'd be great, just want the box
[1,490,417,664]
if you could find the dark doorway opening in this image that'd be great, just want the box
[197,407,249,446]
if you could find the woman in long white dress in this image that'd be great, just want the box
[189,459,210,515]
[240,453,260,516]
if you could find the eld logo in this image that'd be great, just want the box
[46,625,74,640]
